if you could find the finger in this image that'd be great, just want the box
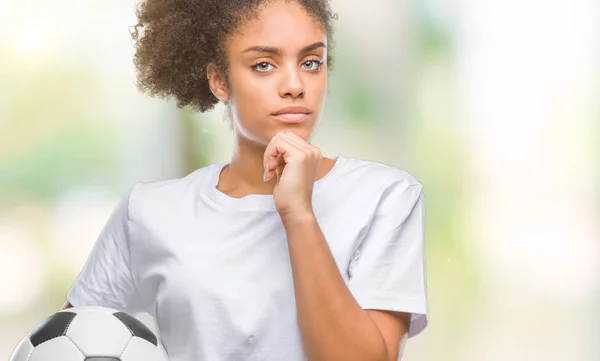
[263,134,286,173]
[268,132,308,165]
[265,136,304,180]
[275,153,285,179]
[281,131,309,145]
[279,133,319,165]
[275,161,284,182]
[268,145,295,182]
[278,132,310,150]
[276,132,322,171]
[280,132,322,159]
[273,138,308,183]
[263,136,304,180]
[270,136,304,170]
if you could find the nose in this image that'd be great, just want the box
[278,66,305,99]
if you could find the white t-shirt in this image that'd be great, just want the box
[67,154,428,361]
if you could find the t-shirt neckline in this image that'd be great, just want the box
[202,154,345,211]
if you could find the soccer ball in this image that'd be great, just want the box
[9,306,166,361]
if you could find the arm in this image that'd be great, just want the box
[261,132,421,360]
[61,185,150,316]
[282,212,410,361]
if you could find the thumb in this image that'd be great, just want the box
[275,164,285,182]
[275,153,285,182]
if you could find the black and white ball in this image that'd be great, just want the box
[9,306,166,361]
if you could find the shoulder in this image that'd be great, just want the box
[337,155,423,194]
[336,156,424,224]
[127,163,220,213]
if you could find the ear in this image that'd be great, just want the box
[206,63,230,103]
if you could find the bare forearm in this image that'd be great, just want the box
[282,212,389,361]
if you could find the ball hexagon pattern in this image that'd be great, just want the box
[9,306,166,361]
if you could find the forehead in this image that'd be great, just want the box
[229,1,327,52]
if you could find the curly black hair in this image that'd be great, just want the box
[130,0,336,113]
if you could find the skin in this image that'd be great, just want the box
[63,1,412,360]
[207,2,411,360]
[206,0,333,198]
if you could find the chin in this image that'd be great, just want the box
[273,126,311,140]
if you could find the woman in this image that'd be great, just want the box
[61,1,429,360]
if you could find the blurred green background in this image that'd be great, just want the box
[1,0,599,360]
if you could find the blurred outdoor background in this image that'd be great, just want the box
[1,0,599,360]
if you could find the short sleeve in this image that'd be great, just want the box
[66,185,147,316]
[348,182,428,338]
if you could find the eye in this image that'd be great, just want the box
[253,61,274,72]
[301,59,323,71]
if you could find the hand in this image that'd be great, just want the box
[263,131,322,219]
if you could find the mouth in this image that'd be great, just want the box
[271,106,312,124]
[272,113,311,123]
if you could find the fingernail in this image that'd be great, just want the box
[263,169,268,182]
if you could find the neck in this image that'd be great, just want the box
[219,133,336,196]
[226,135,274,193]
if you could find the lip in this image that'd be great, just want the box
[271,106,312,124]
[272,113,311,123]
[272,106,312,116]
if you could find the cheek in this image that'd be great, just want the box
[305,66,327,90]
[231,72,270,109]
[315,75,327,98]
[240,80,270,108]
[228,70,274,132]
[308,73,327,108]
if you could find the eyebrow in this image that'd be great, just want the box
[242,42,326,55]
